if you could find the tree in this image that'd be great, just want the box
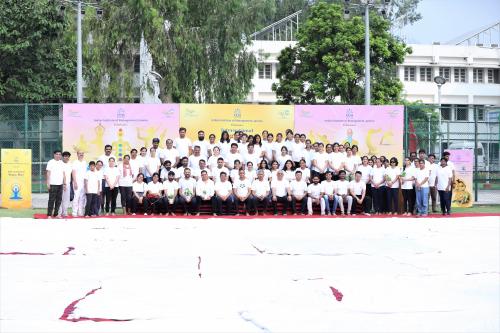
[0,0,75,102]
[405,100,440,153]
[272,2,411,104]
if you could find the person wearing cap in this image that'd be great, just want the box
[251,170,271,215]
[271,170,291,215]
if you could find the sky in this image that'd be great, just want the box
[399,0,500,44]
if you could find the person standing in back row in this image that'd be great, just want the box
[58,151,73,218]
[46,150,67,219]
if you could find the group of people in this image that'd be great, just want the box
[46,128,455,218]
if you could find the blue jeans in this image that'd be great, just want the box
[416,187,429,215]
[323,195,338,214]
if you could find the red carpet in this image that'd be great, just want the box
[33,213,500,219]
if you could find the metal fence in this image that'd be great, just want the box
[0,103,499,203]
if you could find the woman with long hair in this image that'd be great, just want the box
[282,159,296,182]
[385,157,401,215]
[401,157,416,216]
[131,173,147,215]
[257,159,272,182]
[370,158,386,215]
[118,154,134,214]
[219,131,231,158]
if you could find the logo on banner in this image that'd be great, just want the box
[10,184,22,200]
[300,109,312,118]
[184,109,197,117]
[346,108,354,119]
[234,108,241,118]
[117,108,126,119]
[163,108,175,117]
[279,109,290,119]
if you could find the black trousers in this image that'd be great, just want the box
[84,193,98,216]
[235,195,253,213]
[144,196,165,214]
[402,189,415,214]
[386,187,399,213]
[371,186,386,213]
[47,185,63,217]
[100,179,106,211]
[438,190,452,214]
[273,195,289,215]
[352,195,372,214]
[252,196,270,213]
[131,194,146,213]
[216,195,235,215]
[104,187,119,213]
[119,186,133,210]
[177,196,196,214]
[194,196,217,214]
[291,197,307,214]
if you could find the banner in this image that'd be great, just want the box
[63,104,179,161]
[448,149,474,208]
[1,149,31,209]
[294,105,404,158]
[180,104,294,140]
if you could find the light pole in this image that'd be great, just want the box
[434,75,446,156]
[344,0,389,105]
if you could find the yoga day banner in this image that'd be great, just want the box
[447,149,474,208]
[63,104,179,161]
[294,105,404,158]
[180,104,294,140]
[1,149,32,209]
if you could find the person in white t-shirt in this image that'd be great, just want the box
[370,158,386,215]
[335,170,353,215]
[290,170,308,215]
[233,169,253,216]
[95,160,105,215]
[192,159,212,181]
[436,157,453,215]
[400,157,416,216]
[144,148,161,182]
[283,160,296,183]
[245,161,257,181]
[418,149,431,169]
[214,172,235,215]
[144,172,164,215]
[297,159,311,184]
[207,146,223,170]
[175,157,189,180]
[321,171,338,216]
[103,157,120,215]
[271,170,291,215]
[328,144,345,180]
[84,161,100,217]
[192,130,209,158]
[178,168,197,215]
[251,170,271,215]
[312,143,329,181]
[276,146,292,170]
[129,148,144,180]
[159,160,176,182]
[188,146,204,170]
[161,139,180,167]
[263,133,277,162]
[415,159,430,217]
[71,151,87,217]
[243,144,260,169]
[194,170,216,216]
[357,156,373,196]
[290,134,306,168]
[225,143,243,170]
[162,171,180,216]
[207,134,217,157]
[427,154,438,213]
[98,144,116,170]
[349,171,371,216]
[174,127,193,158]
[343,147,358,177]
[118,155,134,215]
[58,151,73,218]
[307,175,325,215]
[130,173,147,215]
[384,157,401,215]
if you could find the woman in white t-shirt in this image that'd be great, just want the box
[269,160,280,182]
[370,158,386,215]
[131,173,147,215]
[357,156,373,196]
[276,146,292,170]
[207,146,222,170]
[401,157,416,216]
[104,157,120,215]
[282,160,296,183]
[384,157,401,215]
[144,148,161,183]
[118,155,134,214]
[245,161,257,181]
[257,160,272,182]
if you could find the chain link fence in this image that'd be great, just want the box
[0,103,499,203]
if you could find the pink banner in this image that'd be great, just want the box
[294,105,404,158]
[63,104,179,161]
[447,149,474,207]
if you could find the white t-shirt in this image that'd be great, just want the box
[129,157,143,178]
[192,140,209,157]
[84,170,100,194]
[290,141,306,162]
[225,152,243,170]
[371,166,386,186]
[188,154,204,170]
[271,179,290,197]
[297,167,311,183]
[192,168,212,180]
[229,169,241,182]
[307,183,322,199]
[283,170,295,183]
[245,169,257,181]
[436,166,453,191]
[144,156,161,177]
[401,167,416,190]
[104,167,120,187]
[179,177,197,197]
[233,178,252,197]
[147,181,163,195]
[213,167,230,183]
[160,167,176,181]
[174,137,192,158]
[243,151,260,168]
[290,179,308,196]
[329,152,345,171]
[357,165,373,184]
[446,160,455,172]
[98,154,117,169]
[196,179,215,198]
[312,152,329,172]
[163,180,180,197]
[256,169,272,182]
[321,180,336,196]
[61,162,73,186]
[336,180,350,195]
[385,166,401,189]
[415,168,430,188]
[215,181,233,197]
[344,156,358,173]
[276,154,292,169]
[118,164,134,187]
[72,159,88,186]
[252,179,270,197]
[219,141,232,158]
[207,155,222,170]
[132,181,147,194]
[350,180,366,196]
[428,163,438,187]
[262,141,276,161]
[161,148,180,164]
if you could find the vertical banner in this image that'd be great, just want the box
[448,149,474,208]
[294,105,404,158]
[1,149,32,209]
[63,104,180,161]
[180,104,294,140]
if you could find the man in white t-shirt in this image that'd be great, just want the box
[225,143,243,170]
[243,143,260,168]
[188,146,204,170]
[46,150,66,218]
[58,151,73,218]
[290,134,306,168]
[290,170,308,215]
[71,150,87,217]
[251,170,271,215]
[335,170,353,215]
[436,157,453,215]
[427,154,438,213]
[178,168,197,215]
[163,171,180,216]
[312,143,329,181]
[349,171,371,216]
[214,172,235,215]
[192,130,209,158]
[271,170,292,215]
[98,144,116,169]
[129,148,143,179]
[194,170,216,216]
[84,161,101,217]
[233,169,253,216]
[212,157,229,183]
[321,171,338,216]
[174,127,192,158]
[307,175,325,215]
[442,151,456,200]
[161,139,180,166]
[415,159,430,217]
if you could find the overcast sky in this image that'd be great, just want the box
[399,0,500,44]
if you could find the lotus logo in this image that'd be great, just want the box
[300,110,312,118]
[163,109,175,117]
[117,108,126,119]
[10,184,22,200]
[234,108,241,118]
[279,109,290,118]
[185,109,197,117]
[346,108,354,119]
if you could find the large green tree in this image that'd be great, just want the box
[0,0,75,102]
[272,2,411,104]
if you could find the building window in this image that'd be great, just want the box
[419,67,432,82]
[439,67,451,82]
[488,69,500,83]
[404,66,416,81]
[455,105,469,121]
[133,55,140,73]
[258,64,272,79]
[473,68,484,83]
[490,143,499,160]
[474,105,485,121]
[441,104,452,121]
[454,68,467,82]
